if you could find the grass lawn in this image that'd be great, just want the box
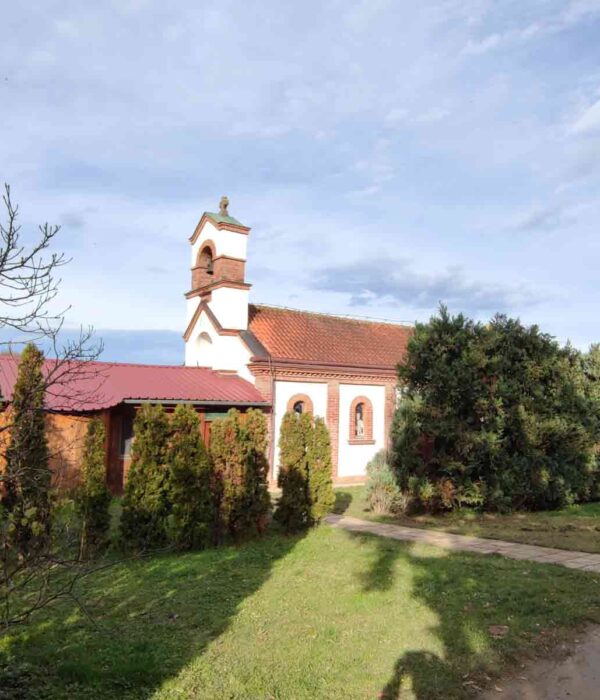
[2,525,600,699]
[334,486,600,553]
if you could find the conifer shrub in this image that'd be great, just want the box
[209,408,271,541]
[275,412,334,531]
[241,408,271,534]
[306,416,335,522]
[393,306,600,512]
[275,412,312,531]
[2,344,51,556]
[120,403,171,549]
[165,404,215,549]
[75,417,111,558]
[365,449,408,515]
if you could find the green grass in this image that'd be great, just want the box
[334,486,600,553]
[2,525,600,699]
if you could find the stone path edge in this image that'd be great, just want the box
[324,514,600,573]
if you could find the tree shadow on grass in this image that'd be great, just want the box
[350,532,600,700]
[0,532,304,699]
[332,489,353,515]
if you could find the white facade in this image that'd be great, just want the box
[184,294,253,381]
[190,219,248,264]
[183,207,394,481]
[337,383,386,478]
[185,215,252,377]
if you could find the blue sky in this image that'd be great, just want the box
[2,0,600,363]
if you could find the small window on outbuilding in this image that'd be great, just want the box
[120,413,135,457]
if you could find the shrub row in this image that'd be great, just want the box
[120,405,270,550]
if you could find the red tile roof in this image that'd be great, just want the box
[248,304,412,369]
[0,356,267,413]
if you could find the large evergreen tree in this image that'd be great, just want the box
[120,404,171,549]
[3,344,51,555]
[166,404,215,549]
[393,306,600,512]
[75,417,111,559]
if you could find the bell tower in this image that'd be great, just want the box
[184,197,253,371]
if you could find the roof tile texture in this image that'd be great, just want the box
[248,304,412,368]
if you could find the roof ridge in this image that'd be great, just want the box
[0,355,241,375]
[249,303,414,328]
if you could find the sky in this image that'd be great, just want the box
[2,0,600,363]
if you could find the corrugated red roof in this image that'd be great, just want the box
[248,304,412,369]
[0,356,267,412]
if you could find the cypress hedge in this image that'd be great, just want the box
[2,344,51,556]
[76,417,111,558]
[209,408,271,541]
[275,412,334,531]
[120,404,171,549]
[166,404,215,549]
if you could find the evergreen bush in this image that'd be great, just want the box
[275,412,334,531]
[76,417,111,558]
[165,404,215,549]
[393,306,600,512]
[306,416,335,522]
[2,344,51,556]
[210,408,271,541]
[120,403,171,549]
[365,449,407,515]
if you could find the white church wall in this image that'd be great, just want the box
[273,380,328,472]
[208,287,249,330]
[184,310,253,382]
[191,219,248,263]
[337,383,386,478]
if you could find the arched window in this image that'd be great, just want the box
[349,396,374,443]
[287,393,314,416]
[198,245,214,275]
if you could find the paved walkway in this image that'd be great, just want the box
[325,514,600,572]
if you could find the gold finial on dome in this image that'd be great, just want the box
[219,196,229,217]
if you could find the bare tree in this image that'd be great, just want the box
[0,184,106,629]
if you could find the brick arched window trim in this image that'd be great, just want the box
[349,396,375,444]
[286,393,314,415]
[196,240,216,269]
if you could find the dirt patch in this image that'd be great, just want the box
[481,625,600,700]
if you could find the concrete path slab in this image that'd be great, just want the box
[480,625,600,700]
[325,514,600,572]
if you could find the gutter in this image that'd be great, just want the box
[122,398,271,407]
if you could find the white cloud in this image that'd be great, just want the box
[569,97,600,135]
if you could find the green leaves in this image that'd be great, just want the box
[393,307,600,512]
[275,412,334,532]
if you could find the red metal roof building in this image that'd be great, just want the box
[0,355,267,494]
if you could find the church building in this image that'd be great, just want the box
[183,198,412,484]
